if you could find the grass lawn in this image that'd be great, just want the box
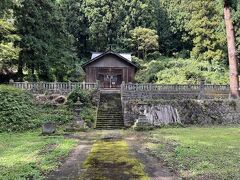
[146,127,240,179]
[0,130,78,180]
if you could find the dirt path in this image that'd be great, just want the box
[126,134,179,180]
[46,130,179,180]
[46,132,98,180]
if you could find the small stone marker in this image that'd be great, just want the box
[42,122,56,135]
[134,103,153,131]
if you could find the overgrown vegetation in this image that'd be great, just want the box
[0,130,77,179]
[0,85,37,132]
[0,85,69,132]
[135,57,229,84]
[0,85,97,132]
[146,127,240,179]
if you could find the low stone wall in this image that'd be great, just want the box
[121,90,229,101]
[121,83,230,101]
[123,99,240,127]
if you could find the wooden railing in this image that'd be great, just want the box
[10,81,99,94]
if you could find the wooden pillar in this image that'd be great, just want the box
[126,68,129,83]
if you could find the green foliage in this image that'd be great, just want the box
[0,1,20,74]
[232,1,240,58]
[32,107,73,128]
[1,0,240,81]
[159,0,227,62]
[129,27,159,59]
[15,0,77,81]
[0,85,74,132]
[61,0,158,54]
[0,131,77,179]
[0,85,37,132]
[67,88,92,107]
[136,57,229,84]
[184,0,226,62]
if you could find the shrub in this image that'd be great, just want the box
[0,85,37,132]
[136,57,229,84]
[67,88,93,108]
[0,85,75,132]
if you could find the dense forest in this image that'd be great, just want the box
[0,0,239,84]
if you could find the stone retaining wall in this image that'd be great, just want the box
[121,83,230,101]
[122,99,240,127]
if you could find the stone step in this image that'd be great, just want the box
[97,116,123,119]
[95,125,124,128]
[96,121,124,124]
[96,92,124,130]
[98,112,122,114]
[98,118,122,121]
[97,119,123,121]
[96,126,124,128]
[95,127,124,130]
[97,121,123,124]
[97,124,124,126]
[98,114,122,116]
[98,109,122,112]
[96,120,123,123]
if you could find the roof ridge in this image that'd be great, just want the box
[83,51,138,69]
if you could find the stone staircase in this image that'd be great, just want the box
[96,93,124,129]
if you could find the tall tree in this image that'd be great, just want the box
[61,0,89,57]
[129,27,159,59]
[0,0,20,77]
[224,0,239,98]
[183,0,226,63]
[157,0,192,56]
[15,0,76,81]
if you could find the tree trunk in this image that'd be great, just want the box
[17,52,24,81]
[224,3,239,98]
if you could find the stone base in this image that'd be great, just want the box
[65,121,88,132]
[133,120,154,131]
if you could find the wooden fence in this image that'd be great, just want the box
[10,81,99,94]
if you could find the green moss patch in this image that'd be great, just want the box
[81,139,149,180]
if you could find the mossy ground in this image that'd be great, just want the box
[81,139,149,180]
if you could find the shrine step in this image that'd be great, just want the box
[96,93,124,129]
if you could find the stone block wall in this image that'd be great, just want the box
[122,99,240,127]
[121,90,229,102]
